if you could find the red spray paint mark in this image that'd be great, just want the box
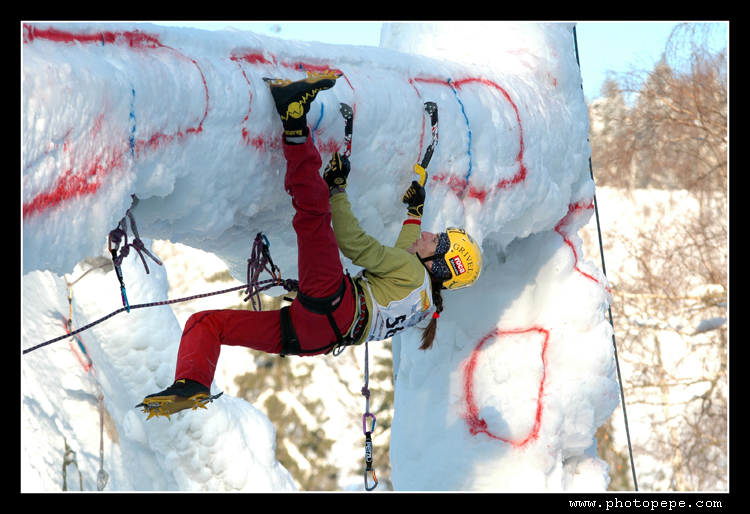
[231,54,356,146]
[316,137,341,157]
[455,77,527,198]
[23,147,126,218]
[23,24,210,218]
[230,52,276,66]
[23,24,161,48]
[411,76,528,204]
[430,172,467,197]
[406,78,427,164]
[236,68,256,147]
[554,200,609,291]
[461,327,549,448]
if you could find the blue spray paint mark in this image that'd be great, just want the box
[447,78,473,181]
[311,103,324,144]
[129,88,136,157]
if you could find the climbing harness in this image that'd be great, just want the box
[572,25,638,491]
[361,340,378,491]
[243,233,363,358]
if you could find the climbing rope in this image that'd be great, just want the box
[23,233,295,355]
[572,25,638,491]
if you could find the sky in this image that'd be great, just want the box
[152,21,728,102]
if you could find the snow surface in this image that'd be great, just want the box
[22,21,618,491]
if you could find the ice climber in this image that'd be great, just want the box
[138,71,483,419]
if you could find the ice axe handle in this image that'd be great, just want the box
[414,164,427,187]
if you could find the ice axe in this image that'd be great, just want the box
[414,102,438,187]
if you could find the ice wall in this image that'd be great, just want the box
[22,22,618,491]
[22,21,588,278]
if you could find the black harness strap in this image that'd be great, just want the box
[279,276,367,357]
[279,305,301,357]
[296,276,348,343]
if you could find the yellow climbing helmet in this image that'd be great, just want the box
[425,227,483,290]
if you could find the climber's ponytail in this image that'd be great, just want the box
[419,281,444,350]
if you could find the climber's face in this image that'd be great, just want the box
[407,232,438,268]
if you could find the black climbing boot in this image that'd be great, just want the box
[136,378,222,420]
[264,70,342,144]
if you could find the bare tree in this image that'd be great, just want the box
[585,23,727,491]
[589,23,727,194]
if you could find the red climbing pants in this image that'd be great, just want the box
[174,137,355,387]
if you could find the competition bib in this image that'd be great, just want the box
[360,268,436,342]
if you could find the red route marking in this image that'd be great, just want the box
[554,200,609,291]
[23,147,127,218]
[231,53,354,153]
[23,26,542,218]
[23,24,209,219]
[23,24,161,47]
[461,327,549,448]
[412,76,527,203]
[406,79,427,164]
[230,52,276,66]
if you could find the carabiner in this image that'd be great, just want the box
[363,430,378,491]
[364,466,378,491]
[362,412,376,435]
[260,235,282,283]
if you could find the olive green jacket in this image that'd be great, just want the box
[330,193,434,344]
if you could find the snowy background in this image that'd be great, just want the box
[22,22,619,491]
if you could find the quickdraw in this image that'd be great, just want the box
[107,195,163,313]
[362,341,378,491]
[108,234,130,313]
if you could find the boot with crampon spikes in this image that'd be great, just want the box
[263,70,342,144]
[136,379,223,420]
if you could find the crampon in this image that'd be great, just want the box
[136,392,224,420]
[262,69,342,88]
